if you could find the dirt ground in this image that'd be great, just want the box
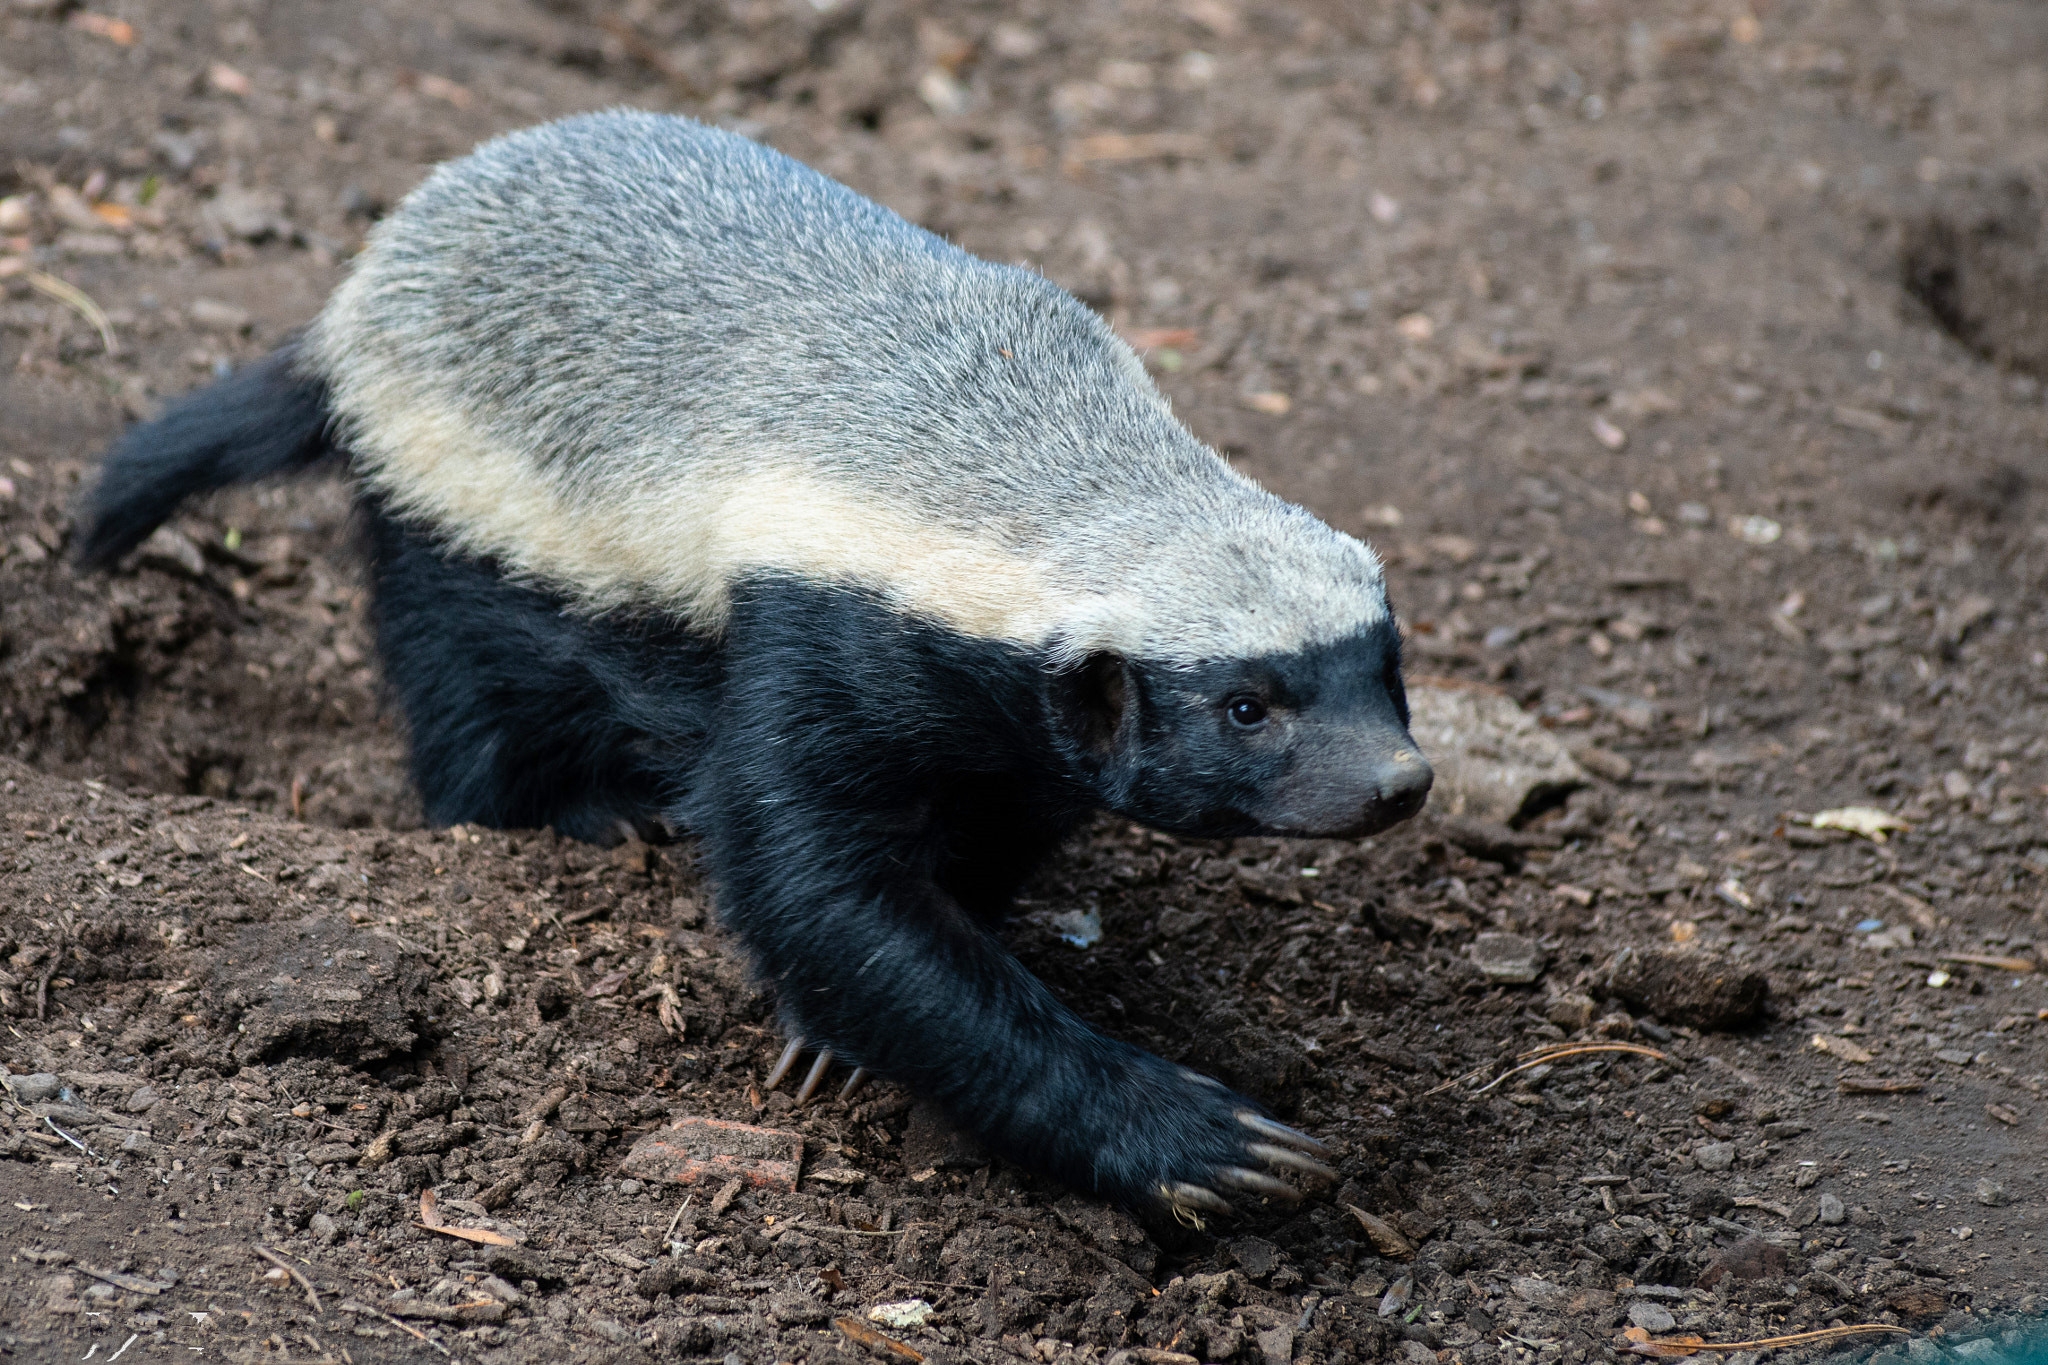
[4,0,2048,1362]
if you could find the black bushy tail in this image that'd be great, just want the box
[74,343,336,569]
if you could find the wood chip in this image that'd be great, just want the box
[1837,1077,1922,1095]
[1984,1103,2020,1126]
[621,1116,803,1193]
[1811,1033,1873,1064]
[835,1315,925,1362]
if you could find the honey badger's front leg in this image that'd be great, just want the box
[690,581,1332,1215]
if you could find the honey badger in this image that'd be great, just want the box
[78,111,1432,1216]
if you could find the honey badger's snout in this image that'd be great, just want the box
[1267,727,1433,839]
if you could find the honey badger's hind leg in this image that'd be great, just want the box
[362,502,719,845]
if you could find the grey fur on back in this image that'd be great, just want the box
[308,110,1386,664]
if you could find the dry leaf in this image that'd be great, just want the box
[1346,1204,1415,1259]
[415,1188,519,1246]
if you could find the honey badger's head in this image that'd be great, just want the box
[1046,615,1431,840]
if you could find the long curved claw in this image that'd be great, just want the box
[1237,1111,1332,1158]
[765,1038,805,1091]
[1247,1142,1338,1184]
[838,1067,870,1102]
[1163,1182,1236,1218]
[1215,1166,1304,1202]
[795,1049,834,1106]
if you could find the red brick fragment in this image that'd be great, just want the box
[619,1116,803,1192]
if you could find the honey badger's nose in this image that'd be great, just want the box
[1368,748,1432,824]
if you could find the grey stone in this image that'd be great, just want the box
[1694,1142,1737,1172]
[1256,1324,1295,1365]
[1974,1178,2007,1207]
[124,1086,160,1113]
[309,1213,340,1244]
[1397,1342,1438,1365]
[1906,1340,1943,1365]
[618,1179,643,1196]
[1406,681,1587,824]
[1471,933,1546,985]
[1951,1340,2007,1364]
[1627,1302,1676,1333]
[6,1073,60,1104]
[1818,1193,1846,1225]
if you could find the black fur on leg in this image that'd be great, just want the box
[361,500,721,844]
[74,345,334,569]
[688,575,1297,1211]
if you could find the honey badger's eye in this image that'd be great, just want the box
[1227,696,1269,728]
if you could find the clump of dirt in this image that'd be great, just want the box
[6,0,2048,1362]
[1605,947,1770,1032]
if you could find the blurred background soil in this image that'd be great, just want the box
[2,1,2048,1362]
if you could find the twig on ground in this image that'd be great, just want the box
[253,1243,322,1314]
[340,1301,447,1356]
[25,270,117,353]
[1623,1324,1912,1357]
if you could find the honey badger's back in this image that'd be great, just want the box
[310,111,1386,664]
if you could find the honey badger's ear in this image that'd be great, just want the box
[1044,650,1136,762]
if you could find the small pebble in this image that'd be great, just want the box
[1628,1302,1677,1333]
[1470,932,1546,985]
[5,1073,61,1104]
[1818,1193,1846,1225]
[1975,1178,2008,1208]
[618,1179,643,1196]
[1694,1141,1737,1172]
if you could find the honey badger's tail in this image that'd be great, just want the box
[74,343,335,569]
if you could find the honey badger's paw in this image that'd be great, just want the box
[1080,1054,1336,1220]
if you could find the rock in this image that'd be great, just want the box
[203,184,291,242]
[902,1101,989,1172]
[1228,1236,1281,1281]
[305,1142,357,1166]
[1802,1270,1854,1299]
[1545,993,1596,1031]
[868,1300,934,1331]
[1605,946,1768,1029]
[1470,932,1546,984]
[633,1259,716,1298]
[1951,1338,2007,1364]
[1696,1236,1787,1289]
[617,1178,643,1196]
[1693,1142,1737,1173]
[1627,1302,1676,1333]
[1255,1323,1295,1365]
[136,527,207,581]
[4,1073,60,1104]
[309,1213,341,1244]
[1974,1178,2008,1208]
[1819,1193,1846,1224]
[1406,680,1587,824]
[620,1115,804,1193]
[1397,1342,1438,1365]
[1508,1276,1566,1308]
[124,1085,160,1113]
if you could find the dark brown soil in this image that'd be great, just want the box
[5,2,2048,1363]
